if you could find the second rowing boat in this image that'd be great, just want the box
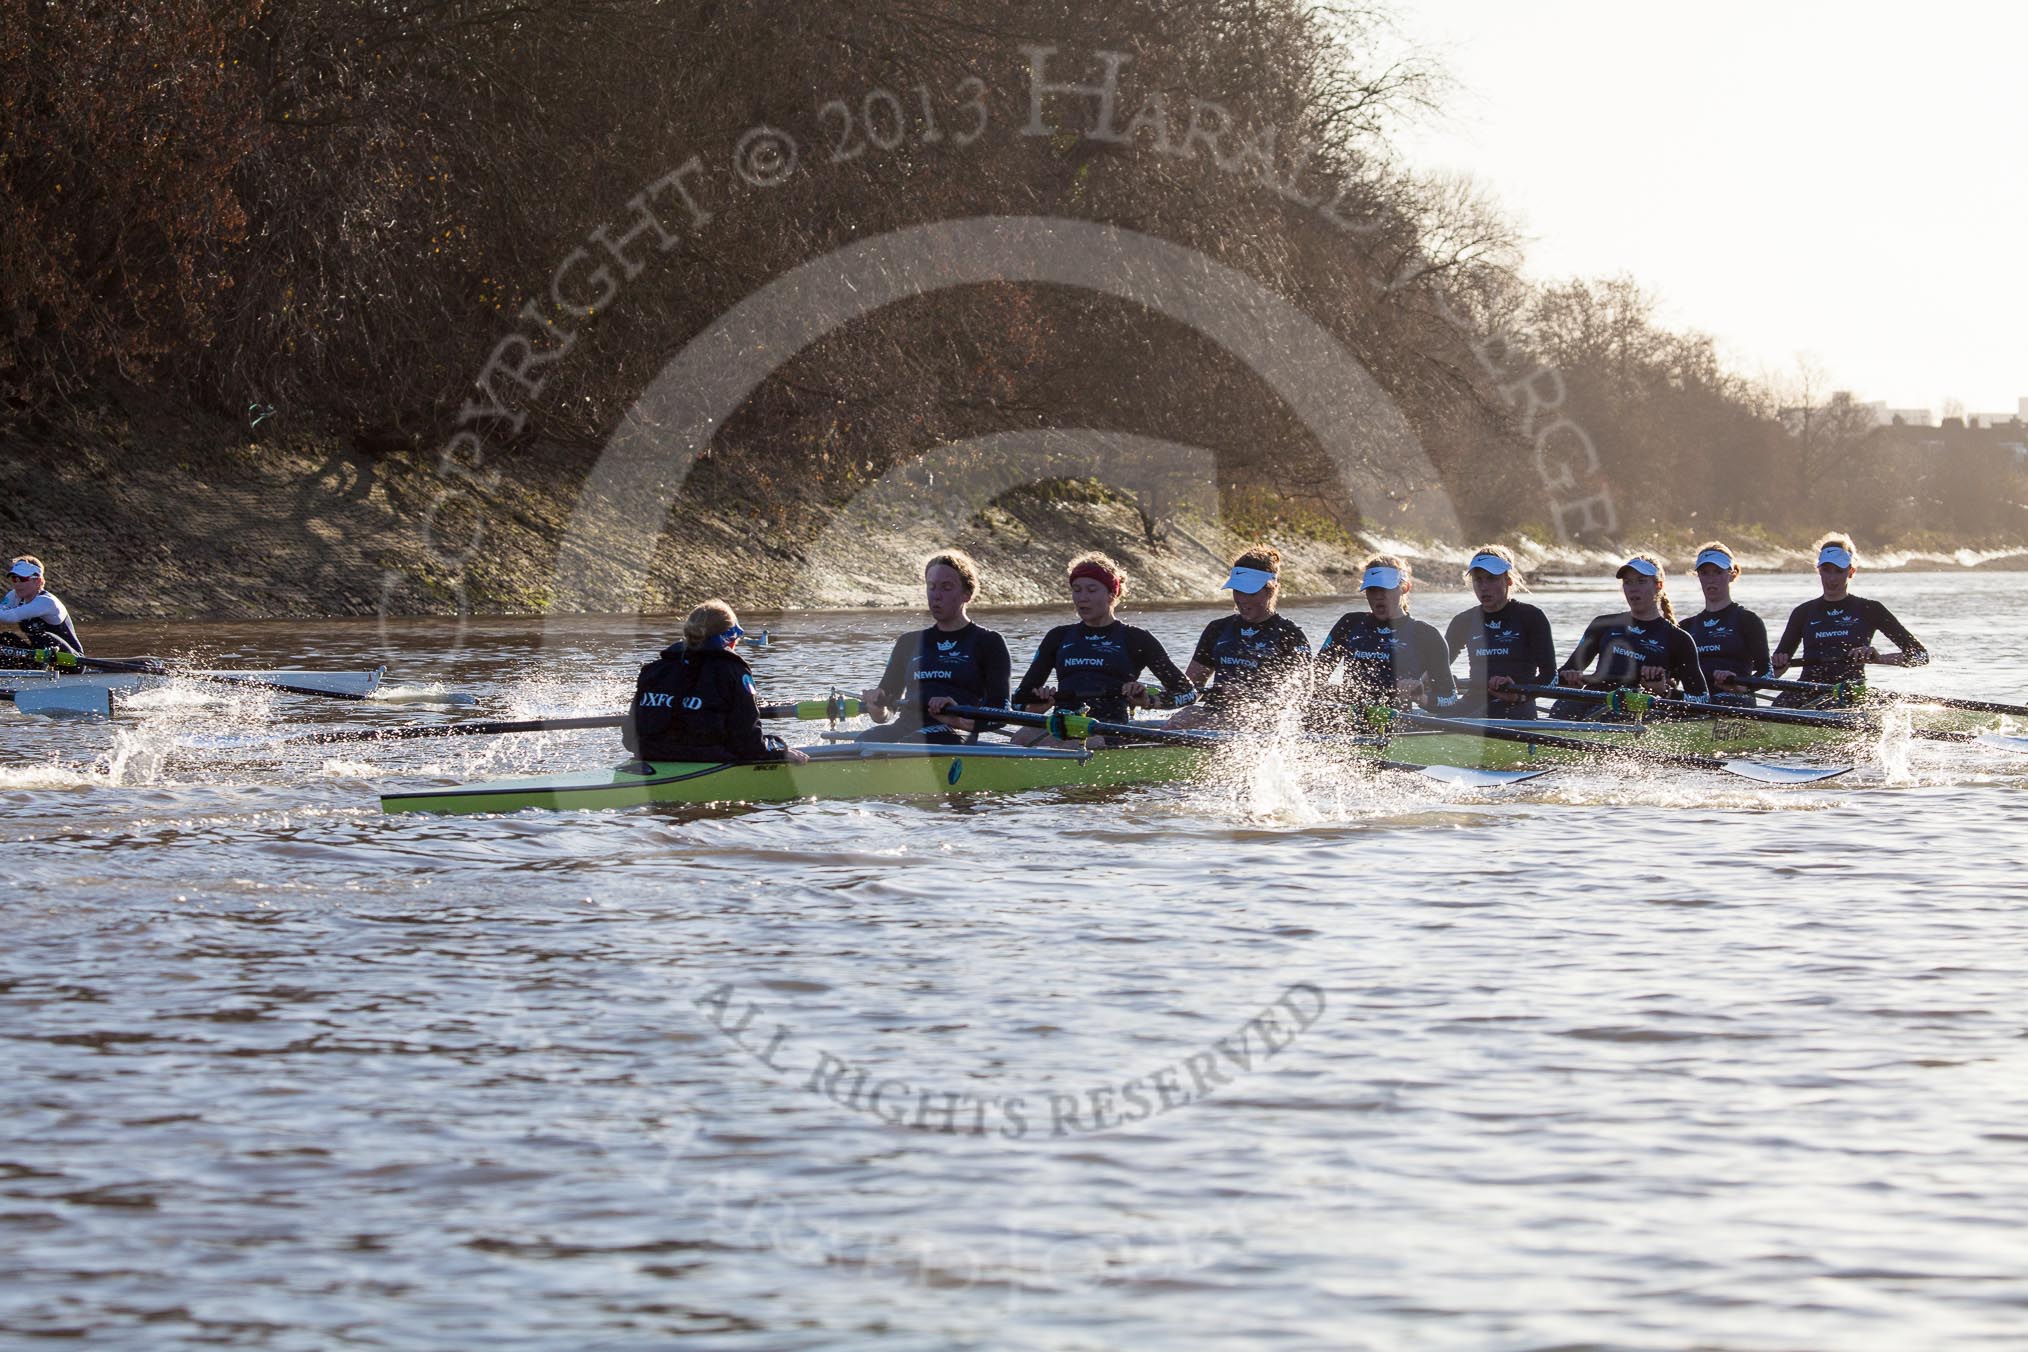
[1,666,386,698]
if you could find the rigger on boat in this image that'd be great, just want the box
[378,534,2028,816]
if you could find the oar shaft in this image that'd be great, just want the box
[45,652,166,676]
[1739,674,2027,719]
[1902,694,2028,717]
[289,715,626,745]
[757,696,862,720]
[1735,674,1835,694]
[942,705,1220,748]
[1393,709,1736,771]
[263,698,852,748]
[195,671,375,699]
[1508,683,1869,732]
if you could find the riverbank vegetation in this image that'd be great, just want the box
[3,1,2020,615]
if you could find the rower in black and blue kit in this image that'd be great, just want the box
[1011,552,1194,744]
[1550,552,1709,719]
[1442,544,1556,719]
[1168,545,1311,728]
[1679,541,1771,706]
[1768,533,1927,706]
[859,550,1012,743]
[0,555,84,662]
[1316,554,1458,713]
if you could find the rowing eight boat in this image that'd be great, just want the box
[378,702,1999,814]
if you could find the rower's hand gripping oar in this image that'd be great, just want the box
[941,706,1552,788]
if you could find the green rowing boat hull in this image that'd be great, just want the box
[380,744,1206,814]
[376,705,1968,815]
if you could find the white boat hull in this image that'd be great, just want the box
[0,667,385,699]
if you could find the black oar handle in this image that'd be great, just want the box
[285,715,626,746]
[1735,674,1834,693]
[262,696,855,749]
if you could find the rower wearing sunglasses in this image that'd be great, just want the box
[0,555,83,660]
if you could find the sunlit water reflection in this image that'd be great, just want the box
[4,572,2027,1347]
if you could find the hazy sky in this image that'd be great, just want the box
[1387,1,2027,414]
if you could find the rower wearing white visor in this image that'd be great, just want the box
[1679,540,1770,706]
[1443,544,1555,719]
[1317,554,1457,711]
[1170,545,1310,728]
[1769,532,1926,703]
[1550,552,1707,718]
[0,555,83,658]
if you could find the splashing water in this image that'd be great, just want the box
[317,757,387,780]
[1876,704,1915,785]
[0,758,104,791]
[1190,697,1440,826]
[94,726,174,787]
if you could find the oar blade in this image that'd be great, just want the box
[1974,731,2028,755]
[1381,760,1553,787]
[1718,758,1853,785]
[14,686,114,721]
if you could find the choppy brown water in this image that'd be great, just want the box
[5,571,2028,1348]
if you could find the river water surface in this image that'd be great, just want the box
[5,571,2028,1349]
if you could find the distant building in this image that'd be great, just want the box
[1856,400,1935,426]
[1871,414,2028,463]
[1778,397,1932,435]
[1776,394,2028,434]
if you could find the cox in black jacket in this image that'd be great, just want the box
[623,644,786,763]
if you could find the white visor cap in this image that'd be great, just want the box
[1222,565,1277,594]
[1694,548,1734,571]
[1817,545,1854,569]
[1361,565,1404,591]
[7,560,40,578]
[1617,557,1660,579]
[1466,552,1512,576]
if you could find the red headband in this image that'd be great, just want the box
[1068,561,1122,598]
